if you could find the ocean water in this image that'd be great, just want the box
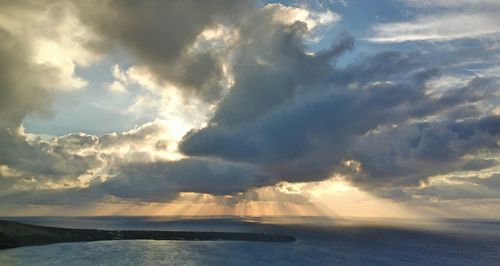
[0,216,499,266]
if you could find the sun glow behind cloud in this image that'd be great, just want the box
[0,177,423,219]
[0,0,499,220]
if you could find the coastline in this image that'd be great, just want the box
[0,220,296,250]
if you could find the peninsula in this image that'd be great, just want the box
[0,220,296,250]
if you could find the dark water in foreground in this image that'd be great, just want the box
[0,216,499,265]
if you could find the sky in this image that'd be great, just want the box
[0,0,499,218]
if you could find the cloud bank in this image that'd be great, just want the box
[0,0,498,213]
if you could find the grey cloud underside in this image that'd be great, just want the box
[351,116,499,185]
[0,29,53,128]
[180,47,499,183]
[414,174,500,201]
[102,158,274,202]
[0,0,499,206]
[0,122,275,204]
[1,158,273,205]
[77,0,253,101]
[178,15,500,200]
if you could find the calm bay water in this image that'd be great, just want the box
[0,216,499,265]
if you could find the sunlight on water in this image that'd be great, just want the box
[1,217,500,266]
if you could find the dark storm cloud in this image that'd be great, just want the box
[181,45,499,186]
[0,29,54,128]
[101,158,274,202]
[77,0,253,101]
[0,158,274,205]
[461,158,498,171]
[176,3,499,201]
[407,174,500,201]
[350,116,499,187]
[210,21,355,126]
[0,186,107,206]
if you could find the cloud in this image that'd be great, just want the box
[0,0,102,192]
[178,6,499,202]
[0,0,295,210]
[76,0,253,102]
[0,121,169,200]
[101,158,274,202]
[0,157,274,205]
[181,48,498,185]
[350,116,499,187]
[0,118,276,205]
[0,0,499,209]
[0,29,53,128]
[0,1,99,92]
[369,12,500,43]
[369,1,500,42]
[0,1,101,200]
[266,3,339,30]
[402,0,500,8]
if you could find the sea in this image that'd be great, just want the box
[0,216,499,266]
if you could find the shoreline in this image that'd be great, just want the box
[0,220,296,250]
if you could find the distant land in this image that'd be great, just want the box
[0,220,296,250]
